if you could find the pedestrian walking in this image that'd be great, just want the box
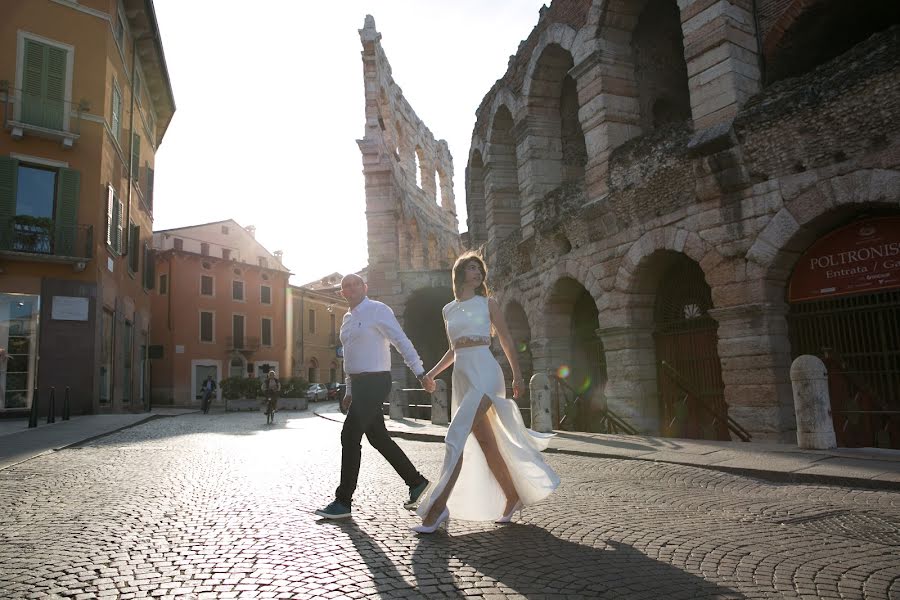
[412,252,559,534]
[261,371,280,424]
[314,273,430,520]
[200,375,216,414]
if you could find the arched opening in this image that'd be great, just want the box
[652,253,727,440]
[307,357,319,383]
[414,146,423,188]
[544,278,605,431]
[632,0,691,132]
[528,43,586,190]
[504,301,533,425]
[404,286,455,418]
[229,355,246,379]
[486,105,522,243]
[435,170,443,207]
[786,215,900,449]
[765,3,900,84]
[465,151,487,249]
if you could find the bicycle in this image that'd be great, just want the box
[264,392,277,425]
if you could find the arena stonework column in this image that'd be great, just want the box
[708,303,795,442]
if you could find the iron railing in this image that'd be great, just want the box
[1,82,87,134]
[551,372,637,435]
[659,361,751,441]
[0,217,92,259]
[225,336,260,352]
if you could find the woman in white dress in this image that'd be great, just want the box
[413,252,560,534]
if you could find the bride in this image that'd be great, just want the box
[414,252,560,533]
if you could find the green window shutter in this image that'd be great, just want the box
[54,168,80,256]
[145,162,154,210]
[131,133,140,181]
[128,223,139,272]
[111,85,121,140]
[0,157,18,250]
[143,243,155,290]
[109,193,121,254]
[117,199,124,254]
[22,39,66,130]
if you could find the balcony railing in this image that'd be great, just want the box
[226,336,260,352]
[1,82,84,147]
[0,217,92,262]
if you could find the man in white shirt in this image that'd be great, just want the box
[315,274,431,520]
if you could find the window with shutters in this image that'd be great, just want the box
[114,6,127,51]
[173,237,183,251]
[261,318,272,347]
[200,242,209,256]
[200,275,214,296]
[260,285,271,305]
[142,243,154,290]
[1,157,81,257]
[128,222,140,272]
[133,68,142,108]
[131,133,141,182]
[111,82,122,142]
[105,186,124,255]
[200,311,214,343]
[308,309,316,334]
[144,163,154,211]
[222,248,231,261]
[232,280,244,301]
[18,37,70,131]
[159,273,168,295]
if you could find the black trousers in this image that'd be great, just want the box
[336,372,424,506]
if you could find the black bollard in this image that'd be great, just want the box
[63,387,71,421]
[28,387,39,428]
[47,387,55,424]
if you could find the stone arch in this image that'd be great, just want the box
[763,0,900,84]
[749,169,900,298]
[536,274,606,430]
[520,24,579,101]
[484,104,522,246]
[307,357,319,383]
[465,150,488,249]
[503,299,535,419]
[485,87,523,133]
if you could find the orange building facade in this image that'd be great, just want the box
[150,220,290,408]
[288,273,348,384]
[0,0,174,415]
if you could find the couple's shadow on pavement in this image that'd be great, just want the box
[328,520,745,599]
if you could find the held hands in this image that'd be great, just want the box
[340,393,352,415]
[419,374,436,394]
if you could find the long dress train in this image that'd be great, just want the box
[416,296,559,522]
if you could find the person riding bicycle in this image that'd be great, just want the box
[261,371,281,421]
[201,375,216,414]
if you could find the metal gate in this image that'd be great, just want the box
[788,289,900,448]
[654,259,729,440]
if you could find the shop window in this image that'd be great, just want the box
[0,294,40,410]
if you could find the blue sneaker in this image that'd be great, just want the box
[315,501,351,519]
[404,479,430,509]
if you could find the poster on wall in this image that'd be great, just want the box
[788,217,900,302]
[51,296,89,321]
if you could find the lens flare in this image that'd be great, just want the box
[577,376,592,394]
[556,365,570,379]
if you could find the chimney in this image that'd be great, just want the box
[246,225,256,238]
[274,250,283,262]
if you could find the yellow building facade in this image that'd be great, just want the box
[0,0,174,415]
[288,274,348,385]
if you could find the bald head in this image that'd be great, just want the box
[340,274,367,308]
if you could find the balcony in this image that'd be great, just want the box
[1,82,83,148]
[0,217,92,270]
[226,336,260,353]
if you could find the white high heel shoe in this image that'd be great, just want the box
[495,500,523,524]
[412,508,449,534]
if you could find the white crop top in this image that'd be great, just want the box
[443,295,491,345]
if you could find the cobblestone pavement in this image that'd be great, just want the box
[0,411,899,600]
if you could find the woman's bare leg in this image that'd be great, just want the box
[471,395,519,513]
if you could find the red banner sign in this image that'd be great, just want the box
[788,217,900,302]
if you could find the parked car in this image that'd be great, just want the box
[306,383,328,401]
[326,383,348,399]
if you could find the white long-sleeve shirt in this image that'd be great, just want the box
[341,297,424,395]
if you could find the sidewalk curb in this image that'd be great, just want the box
[312,408,899,491]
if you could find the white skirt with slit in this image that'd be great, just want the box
[416,345,560,522]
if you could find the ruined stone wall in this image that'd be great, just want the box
[465,0,900,441]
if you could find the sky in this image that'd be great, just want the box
[151,0,549,285]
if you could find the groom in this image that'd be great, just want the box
[315,274,431,519]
